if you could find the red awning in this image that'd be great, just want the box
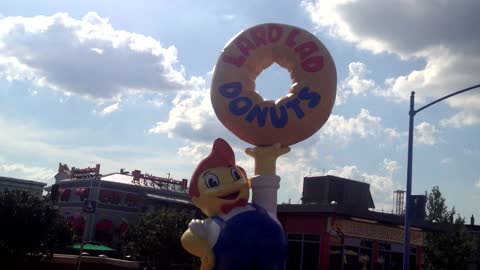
[99,190,113,202]
[126,193,139,201]
[59,188,71,201]
[96,219,113,233]
[75,188,90,198]
[111,191,124,204]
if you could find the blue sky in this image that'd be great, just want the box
[1,0,479,218]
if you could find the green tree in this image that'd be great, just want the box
[0,190,74,261]
[124,207,199,270]
[423,186,473,270]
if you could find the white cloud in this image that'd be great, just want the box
[0,162,55,182]
[320,108,401,144]
[321,109,381,139]
[337,62,376,104]
[326,165,360,179]
[476,178,480,188]
[383,128,402,141]
[0,12,200,100]
[303,0,480,58]
[28,89,38,96]
[177,142,213,166]
[148,88,237,143]
[440,110,480,128]
[347,62,375,95]
[414,121,439,145]
[222,15,236,20]
[0,115,191,180]
[147,98,165,108]
[99,102,120,115]
[383,159,401,175]
[440,158,452,165]
[303,0,480,126]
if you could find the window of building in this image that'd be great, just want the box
[329,238,372,270]
[378,242,417,270]
[286,233,321,270]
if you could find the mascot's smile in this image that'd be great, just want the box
[219,191,240,200]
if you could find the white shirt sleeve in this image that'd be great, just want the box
[250,174,280,216]
[188,218,220,248]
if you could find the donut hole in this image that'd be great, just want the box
[254,63,294,102]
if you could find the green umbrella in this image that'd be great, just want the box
[71,243,115,251]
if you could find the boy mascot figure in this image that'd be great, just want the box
[181,138,289,270]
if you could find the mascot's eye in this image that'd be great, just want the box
[231,167,243,181]
[204,173,220,188]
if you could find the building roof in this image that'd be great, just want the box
[278,203,451,232]
[0,176,47,187]
[102,173,187,192]
[55,173,186,191]
[101,173,139,185]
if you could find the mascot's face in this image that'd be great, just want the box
[192,165,249,217]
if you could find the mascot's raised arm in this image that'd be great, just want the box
[181,138,289,270]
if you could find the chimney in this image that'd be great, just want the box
[133,170,142,181]
[471,215,475,226]
[181,179,188,191]
[95,164,101,179]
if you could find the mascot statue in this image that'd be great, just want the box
[181,22,336,270]
[181,138,289,270]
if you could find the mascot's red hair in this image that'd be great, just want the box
[189,138,246,198]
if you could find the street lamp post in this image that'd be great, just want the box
[335,230,345,270]
[402,84,480,270]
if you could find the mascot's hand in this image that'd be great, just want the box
[200,248,215,270]
[181,228,215,270]
[245,143,290,175]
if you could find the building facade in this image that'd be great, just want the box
[0,176,46,196]
[278,175,437,270]
[48,163,195,250]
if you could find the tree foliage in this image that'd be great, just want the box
[124,207,199,269]
[423,186,473,270]
[0,190,74,261]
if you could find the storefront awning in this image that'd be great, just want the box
[75,188,90,198]
[59,188,71,201]
[126,193,140,201]
[71,243,115,251]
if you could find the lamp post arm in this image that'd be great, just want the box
[415,84,480,114]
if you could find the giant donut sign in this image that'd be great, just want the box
[211,23,336,146]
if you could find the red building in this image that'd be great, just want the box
[278,175,438,270]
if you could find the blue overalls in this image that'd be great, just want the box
[211,204,287,270]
